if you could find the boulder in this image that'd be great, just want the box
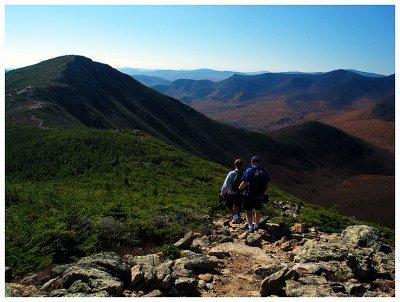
[174,251,218,272]
[341,225,382,252]
[209,242,272,263]
[198,273,213,282]
[263,222,291,242]
[291,223,308,234]
[190,238,210,252]
[295,242,347,263]
[68,280,91,294]
[245,233,263,247]
[254,264,285,280]
[174,231,195,249]
[75,252,130,282]
[285,275,334,297]
[260,266,294,296]
[346,249,376,281]
[130,256,173,290]
[174,277,200,296]
[62,267,124,295]
[51,264,74,279]
[373,251,395,280]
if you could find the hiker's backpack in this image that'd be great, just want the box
[249,167,267,196]
[231,170,244,193]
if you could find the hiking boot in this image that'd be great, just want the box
[248,224,255,233]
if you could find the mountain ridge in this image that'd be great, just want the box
[5,55,394,227]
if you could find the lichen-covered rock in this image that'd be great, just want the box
[346,248,376,281]
[76,252,131,282]
[130,255,173,290]
[341,225,382,252]
[50,264,74,279]
[254,264,285,280]
[174,251,218,271]
[295,242,347,263]
[68,279,92,294]
[285,275,334,297]
[373,251,395,280]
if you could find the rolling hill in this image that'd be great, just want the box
[5,55,394,228]
[153,71,395,151]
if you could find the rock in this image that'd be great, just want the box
[346,249,376,281]
[41,277,59,291]
[341,225,382,252]
[238,231,248,240]
[210,242,272,264]
[131,257,173,290]
[245,233,263,247]
[291,223,308,234]
[198,279,207,289]
[68,280,92,294]
[175,231,195,249]
[329,282,346,293]
[5,283,43,297]
[75,252,131,282]
[373,251,395,280]
[130,265,144,286]
[49,289,68,297]
[295,242,347,263]
[260,266,294,296]
[61,266,124,295]
[198,273,213,282]
[373,279,395,292]
[344,281,368,297]
[174,251,218,272]
[190,238,210,252]
[254,264,285,280]
[51,264,74,279]
[174,277,200,296]
[20,273,39,285]
[207,250,230,259]
[144,289,163,297]
[206,283,214,290]
[285,275,334,297]
[263,222,290,242]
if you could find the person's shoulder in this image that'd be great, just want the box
[244,167,253,173]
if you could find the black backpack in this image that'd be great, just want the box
[249,167,267,196]
[231,170,244,193]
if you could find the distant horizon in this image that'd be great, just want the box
[4,57,392,77]
[5,5,395,75]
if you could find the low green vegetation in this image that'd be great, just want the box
[6,126,394,276]
[6,126,227,274]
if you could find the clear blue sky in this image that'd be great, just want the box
[5,5,395,75]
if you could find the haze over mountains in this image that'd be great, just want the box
[5,55,394,227]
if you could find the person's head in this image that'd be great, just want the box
[234,158,243,170]
[251,156,260,167]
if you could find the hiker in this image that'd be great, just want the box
[220,158,245,223]
[239,156,271,233]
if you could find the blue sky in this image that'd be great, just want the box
[5,5,395,75]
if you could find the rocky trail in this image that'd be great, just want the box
[5,201,395,297]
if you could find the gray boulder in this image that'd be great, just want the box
[285,275,334,297]
[341,225,382,252]
[174,231,195,249]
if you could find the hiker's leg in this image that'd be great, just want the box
[254,210,261,224]
[246,210,253,225]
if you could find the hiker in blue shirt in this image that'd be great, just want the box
[220,159,245,224]
[239,156,271,233]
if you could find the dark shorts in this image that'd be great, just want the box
[225,194,243,209]
[243,196,262,211]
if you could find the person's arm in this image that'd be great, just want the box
[238,168,251,191]
[239,181,248,191]
[221,172,234,196]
